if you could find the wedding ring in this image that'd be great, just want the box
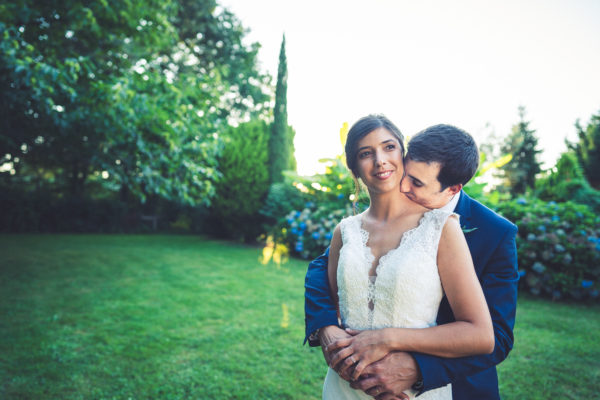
[349,355,356,364]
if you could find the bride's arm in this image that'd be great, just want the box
[330,216,494,380]
[320,225,356,373]
[385,215,494,355]
[326,224,342,313]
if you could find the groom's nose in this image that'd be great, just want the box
[399,175,410,193]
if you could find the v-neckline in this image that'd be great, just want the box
[358,211,431,278]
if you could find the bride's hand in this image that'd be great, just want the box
[327,328,392,381]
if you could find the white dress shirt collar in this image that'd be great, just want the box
[438,191,461,213]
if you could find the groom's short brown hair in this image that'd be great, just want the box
[407,124,479,190]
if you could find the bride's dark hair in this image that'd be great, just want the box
[344,114,405,203]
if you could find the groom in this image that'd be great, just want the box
[305,124,519,399]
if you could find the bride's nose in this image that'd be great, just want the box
[375,151,387,166]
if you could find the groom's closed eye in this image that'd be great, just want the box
[408,176,424,187]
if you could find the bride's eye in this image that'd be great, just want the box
[385,144,396,150]
[358,151,371,159]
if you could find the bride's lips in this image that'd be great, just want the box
[373,170,393,180]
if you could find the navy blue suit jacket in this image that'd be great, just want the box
[304,192,519,399]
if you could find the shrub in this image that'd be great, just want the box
[0,183,132,233]
[270,156,370,259]
[495,198,600,301]
[209,120,270,242]
[279,201,355,260]
[535,152,600,212]
[259,180,312,231]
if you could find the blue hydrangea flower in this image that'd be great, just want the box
[532,262,546,274]
[527,233,536,241]
[554,244,566,253]
[295,241,304,252]
[295,211,301,218]
[596,243,600,252]
[581,280,594,289]
[337,193,345,199]
[286,217,294,225]
[548,201,557,206]
[325,232,333,240]
[516,198,527,205]
[588,236,597,242]
[312,232,320,240]
[551,215,559,222]
[537,225,546,232]
[291,228,298,235]
[299,222,307,230]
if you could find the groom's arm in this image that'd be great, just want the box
[411,225,519,393]
[304,247,340,346]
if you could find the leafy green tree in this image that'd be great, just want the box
[568,111,600,189]
[210,120,270,241]
[167,0,271,122]
[499,106,542,194]
[0,1,174,196]
[269,34,296,183]
[536,152,600,212]
[0,0,270,207]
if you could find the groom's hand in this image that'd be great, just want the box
[350,351,420,399]
[318,325,352,378]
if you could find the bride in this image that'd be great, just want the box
[322,115,494,399]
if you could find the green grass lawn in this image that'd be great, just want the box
[1,235,599,399]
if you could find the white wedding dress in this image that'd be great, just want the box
[322,209,455,400]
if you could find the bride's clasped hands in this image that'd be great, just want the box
[328,328,394,381]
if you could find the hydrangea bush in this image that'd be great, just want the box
[281,202,354,259]
[270,154,370,259]
[495,198,600,301]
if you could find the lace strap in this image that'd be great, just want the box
[419,209,460,255]
[339,214,362,246]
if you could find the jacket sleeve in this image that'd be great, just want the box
[412,224,519,392]
[304,247,339,346]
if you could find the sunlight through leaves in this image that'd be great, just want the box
[259,235,289,268]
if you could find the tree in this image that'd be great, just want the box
[499,106,542,194]
[568,111,600,189]
[0,1,175,196]
[536,152,600,212]
[210,120,270,241]
[0,0,270,206]
[269,34,296,183]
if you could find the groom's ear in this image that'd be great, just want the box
[446,184,462,196]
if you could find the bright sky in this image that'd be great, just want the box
[220,0,600,176]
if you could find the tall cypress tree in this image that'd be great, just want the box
[269,34,296,183]
[500,106,542,194]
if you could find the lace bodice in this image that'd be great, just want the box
[323,209,457,400]
[337,209,457,331]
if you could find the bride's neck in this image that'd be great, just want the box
[366,191,417,221]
